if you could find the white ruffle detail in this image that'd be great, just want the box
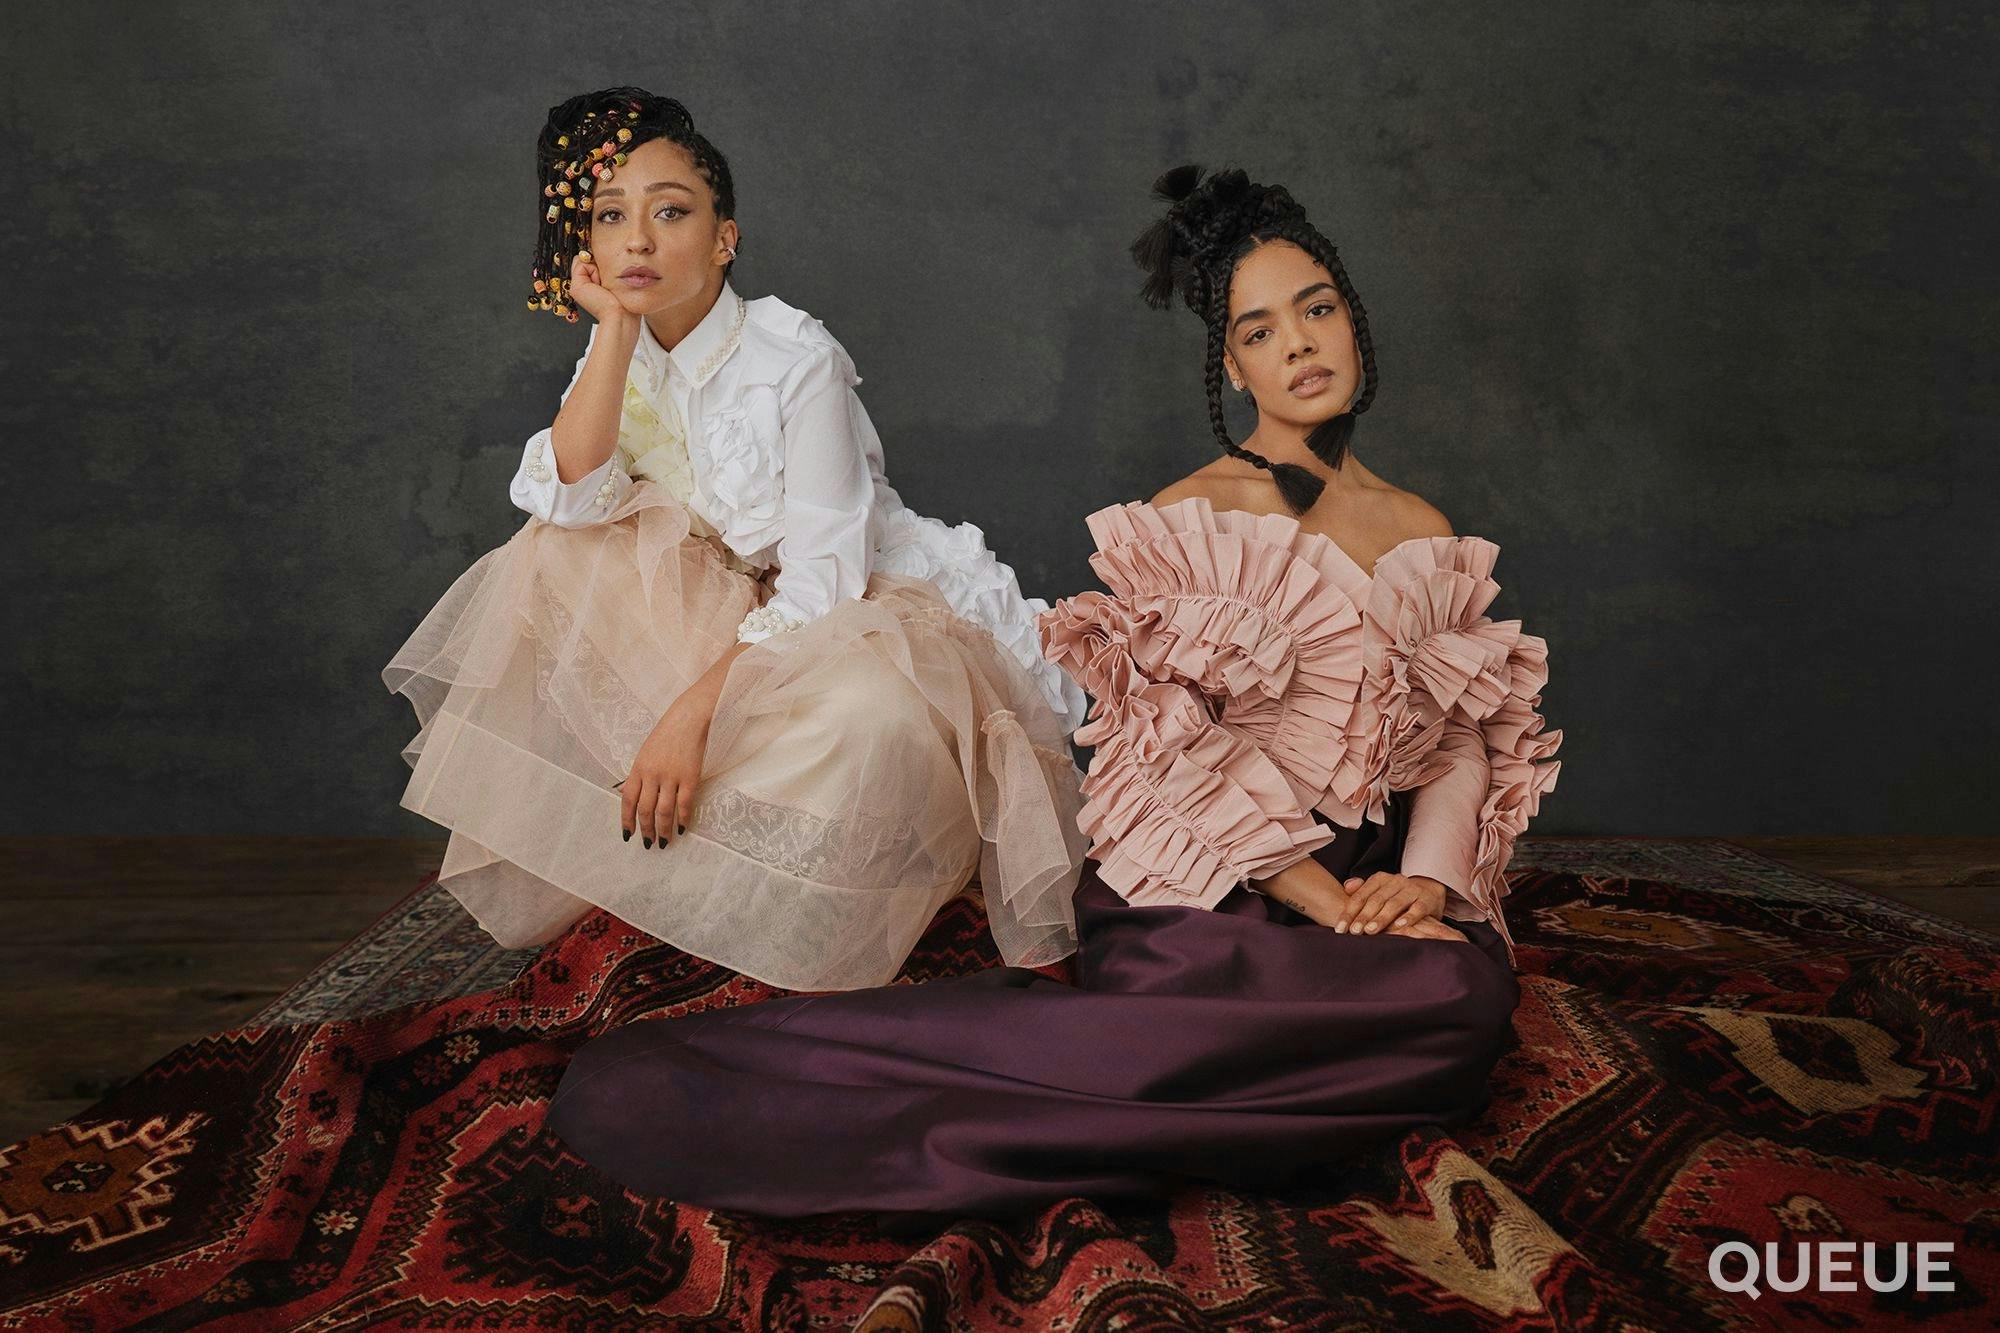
[700,384,787,561]
[524,437,553,484]
[874,506,1089,732]
[736,603,806,643]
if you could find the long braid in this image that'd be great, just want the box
[1296,228,1375,469]
[1199,276,1233,453]
[1200,269,1325,511]
[1130,166,1379,509]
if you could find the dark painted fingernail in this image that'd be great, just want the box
[622,829,631,842]
[677,825,686,838]
[643,837,653,849]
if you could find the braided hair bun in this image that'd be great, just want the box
[527,87,736,322]
[1130,165,1380,514]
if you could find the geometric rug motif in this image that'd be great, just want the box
[261,838,2000,1026]
[252,872,536,1025]
[1,847,1996,1329]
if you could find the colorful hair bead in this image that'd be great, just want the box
[534,89,718,320]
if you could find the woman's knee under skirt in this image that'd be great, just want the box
[384,487,1087,991]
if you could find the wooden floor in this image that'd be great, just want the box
[1,835,1994,1147]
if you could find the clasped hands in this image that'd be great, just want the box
[1330,870,1462,941]
[1256,858,1465,942]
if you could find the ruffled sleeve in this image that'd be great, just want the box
[1081,498,1369,821]
[1038,496,1372,907]
[1041,602,1334,908]
[1341,536,1563,962]
[1401,716,1492,915]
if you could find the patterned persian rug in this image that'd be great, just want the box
[0,841,1995,1329]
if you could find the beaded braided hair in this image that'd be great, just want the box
[528,87,737,322]
[1130,165,1379,513]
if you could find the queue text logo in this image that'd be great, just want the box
[1708,1241,1954,1300]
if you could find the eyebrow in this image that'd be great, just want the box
[1229,282,1339,335]
[592,180,697,202]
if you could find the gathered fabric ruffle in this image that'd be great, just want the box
[873,505,1088,733]
[1039,497,1561,950]
[385,481,1086,990]
[1043,630,1333,909]
[1078,499,1367,821]
[699,384,789,557]
[1342,537,1563,960]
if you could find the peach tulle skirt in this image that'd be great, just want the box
[383,483,1087,991]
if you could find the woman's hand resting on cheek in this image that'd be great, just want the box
[567,252,631,325]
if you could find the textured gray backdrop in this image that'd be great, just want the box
[6,2,1995,837]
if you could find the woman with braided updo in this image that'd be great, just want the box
[384,88,1089,991]
[549,165,1562,1220]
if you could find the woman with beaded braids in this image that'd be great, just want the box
[548,165,1562,1220]
[384,88,1089,991]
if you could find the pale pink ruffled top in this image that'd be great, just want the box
[1038,496,1562,963]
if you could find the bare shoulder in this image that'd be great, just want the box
[1385,485,1455,539]
[1149,458,1278,514]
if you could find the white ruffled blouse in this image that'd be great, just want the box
[508,283,1087,731]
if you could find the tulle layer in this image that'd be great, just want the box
[384,482,1086,990]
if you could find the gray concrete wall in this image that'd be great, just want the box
[6,1,1994,835]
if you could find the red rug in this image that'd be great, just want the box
[2,860,1996,1330]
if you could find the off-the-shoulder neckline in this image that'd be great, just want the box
[1104,494,1459,587]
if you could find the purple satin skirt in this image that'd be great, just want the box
[548,792,1520,1220]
